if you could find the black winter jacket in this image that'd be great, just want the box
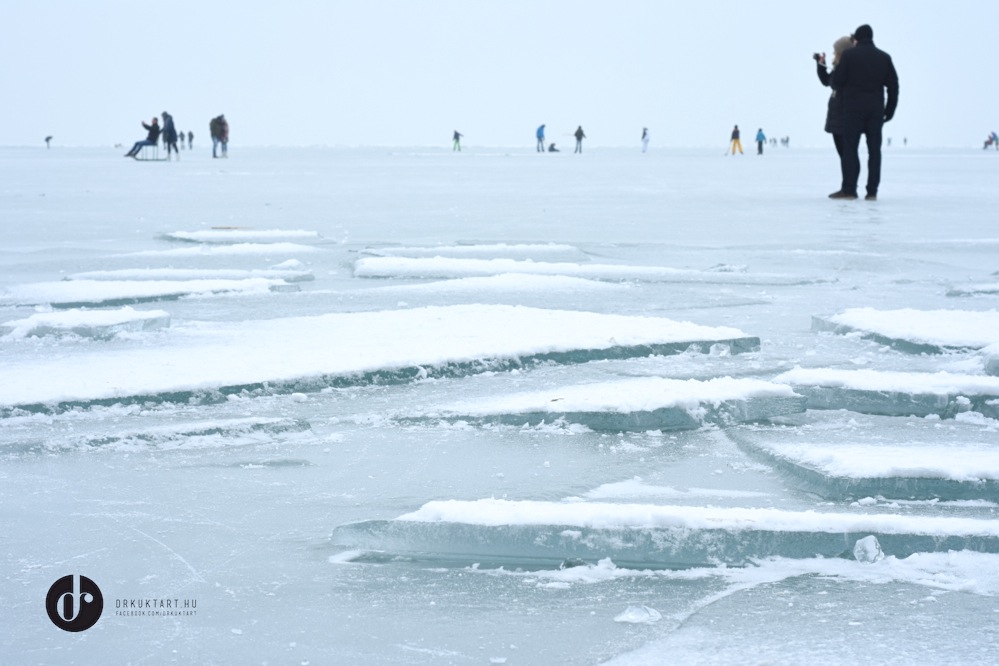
[816,64,844,134]
[831,39,899,120]
[143,122,162,143]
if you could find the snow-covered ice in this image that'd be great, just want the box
[3,146,999,665]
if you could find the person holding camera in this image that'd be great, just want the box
[815,36,854,196]
[830,24,899,201]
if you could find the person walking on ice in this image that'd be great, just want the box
[756,128,766,155]
[452,130,463,151]
[574,126,586,153]
[730,125,743,154]
[641,127,649,152]
[536,124,546,152]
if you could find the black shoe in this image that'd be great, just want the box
[829,190,858,200]
[865,194,877,201]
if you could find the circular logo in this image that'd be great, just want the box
[45,575,103,632]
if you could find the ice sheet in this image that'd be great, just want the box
[813,307,999,351]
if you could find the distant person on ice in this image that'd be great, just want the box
[756,128,766,155]
[45,136,52,149]
[187,131,193,149]
[548,143,559,152]
[210,115,228,158]
[729,125,743,155]
[830,24,899,201]
[161,111,180,160]
[536,124,546,152]
[641,127,649,153]
[574,126,586,153]
[124,117,161,157]
[816,35,855,196]
[453,130,463,151]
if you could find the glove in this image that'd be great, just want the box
[884,111,894,122]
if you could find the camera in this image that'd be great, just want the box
[813,53,821,62]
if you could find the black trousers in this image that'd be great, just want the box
[841,108,884,196]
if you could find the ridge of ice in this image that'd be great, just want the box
[817,307,999,349]
[774,367,999,396]
[162,229,321,243]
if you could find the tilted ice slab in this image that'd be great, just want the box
[354,256,824,286]
[0,307,170,339]
[812,307,999,353]
[7,417,311,455]
[330,499,999,569]
[730,423,999,502]
[374,273,627,294]
[422,377,804,431]
[0,278,295,308]
[362,243,587,261]
[0,305,759,412]
[774,367,999,418]
[122,242,320,258]
[161,228,322,243]
[984,343,999,376]
[947,282,999,297]
[68,267,314,283]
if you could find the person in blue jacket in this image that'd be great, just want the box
[536,124,545,152]
[756,128,767,155]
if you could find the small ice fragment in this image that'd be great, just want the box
[231,628,243,635]
[853,535,885,563]
[291,393,308,402]
[490,658,507,664]
[614,605,662,624]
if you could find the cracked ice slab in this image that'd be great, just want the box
[773,367,999,418]
[812,307,999,353]
[67,267,314,283]
[729,418,999,501]
[1,306,170,339]
[422,377,804,431]
[0,305,758,412]
[947,282,999,297]
[362,243,588,261]
[354,256,826,285]
[160,228,322,243]
[330,499,999,569]
[0,278,294,308]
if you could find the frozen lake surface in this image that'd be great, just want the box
[2,146,998,664]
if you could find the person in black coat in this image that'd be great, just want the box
[830,24,899,200]
[816,35,854,195]
[124,117,161,157]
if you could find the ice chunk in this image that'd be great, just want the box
[1,307,169,339]
[946,282,999,297]
[984,343,999,377]
[68,267,314,283]
[729,412,999,501]
[371,273,627,295]
[362,243,587,261]
[161,228,322,243]
[614,606,662,624]
[0,305,759,412]
[853,535,885,563]
[124,242,319,257]
[0,278,294,308]
[355,256,826,286]
[423,377,804,432]
[330,500,999,569]
[774,367,999,418]
[812,308,999,353]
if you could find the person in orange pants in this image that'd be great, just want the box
[730,125,744,155]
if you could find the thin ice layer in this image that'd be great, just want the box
[813,307,999,352]
[0,278,292,308]
[354,256,823,285]
[774,367,999,417]
[331,499,999,568]
[0,304,758,410]
[1,307,170,338]
[426,377,804,431]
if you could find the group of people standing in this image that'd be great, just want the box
[816,23,899,200]
[124,113,226,160]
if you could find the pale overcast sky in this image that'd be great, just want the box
[1,1,992,148]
